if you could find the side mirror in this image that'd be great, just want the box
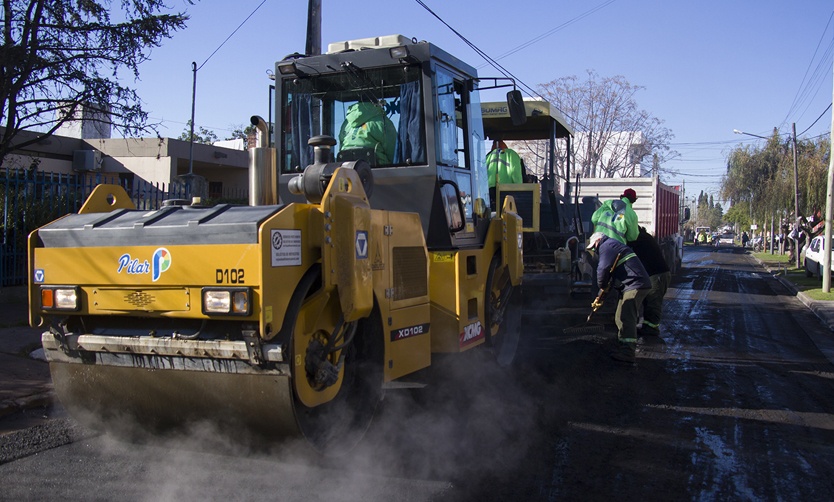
[507,90,526,126]
[682,207,691,223]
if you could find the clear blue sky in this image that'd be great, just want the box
[128,0,834,203]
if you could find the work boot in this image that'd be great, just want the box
[639,325,660,337]
[610,342,636,364]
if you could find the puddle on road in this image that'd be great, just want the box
[691,426,756,500]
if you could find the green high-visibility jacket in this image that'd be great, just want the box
[338,102,397,165]
[486,148,523,187]
[591,197,639,244]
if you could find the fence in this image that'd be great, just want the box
[0,169,196,287]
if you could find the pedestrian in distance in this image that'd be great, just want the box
[628,226,671,337]
[590,188,640,245]
[587,231,652,364]
[741,231,749,249]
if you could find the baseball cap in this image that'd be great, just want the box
[587,231,604,249]
[621,188,637,203]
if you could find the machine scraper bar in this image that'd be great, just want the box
[42,333,283,363]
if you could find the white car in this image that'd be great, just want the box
[716,232,734,246]
[804,235,833,279]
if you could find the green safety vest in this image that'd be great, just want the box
[591,197,639,244]
[486,148,523,187]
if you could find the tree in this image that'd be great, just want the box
[721,130,829,226]
[724,201,751,229]
[227,123,257,142]
[0,0,190,166]
[531,70,676,179]
[179,120,218,145]
[693,190,723,229]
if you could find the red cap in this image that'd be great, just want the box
[621,188,637,203]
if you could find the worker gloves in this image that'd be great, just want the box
[591,296,604,310]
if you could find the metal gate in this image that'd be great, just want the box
[1,170,189,287]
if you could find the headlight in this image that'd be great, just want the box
[202,287,251,315]
[40,286,80,311]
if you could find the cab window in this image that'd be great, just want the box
[281,65,426,173]
[435,68,465,168]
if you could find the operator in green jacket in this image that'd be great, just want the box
[486,140,523,187]
[486,140,523,208]
[590,188,640,244]
[338,101,397,166]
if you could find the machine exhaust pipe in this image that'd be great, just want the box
[248,115,277,206]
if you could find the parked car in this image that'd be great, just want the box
[804,235,833,279]
[718,232,734,246]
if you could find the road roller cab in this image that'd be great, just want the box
[28,34,526,452]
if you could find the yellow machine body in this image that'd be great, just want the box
[29,173,522,447]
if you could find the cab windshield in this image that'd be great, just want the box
[281,64,426,173]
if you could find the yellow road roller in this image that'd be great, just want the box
[28,34,525,452]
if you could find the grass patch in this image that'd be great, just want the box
[753,251,834,301]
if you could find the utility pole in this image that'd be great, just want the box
[306,0,321,56]
[823,60,834,292]
[793,122,800,269]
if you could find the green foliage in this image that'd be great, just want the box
[724,202,750,229]
[721,130,829,225]
[693,190,723,229]
[179,120,219,145]
[227,124,257,142]
[0,0,190,164]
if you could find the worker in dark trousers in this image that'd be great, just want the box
[628,226,671,337]
[587,231,652,363]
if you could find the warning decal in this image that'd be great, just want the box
[271,229,302,267]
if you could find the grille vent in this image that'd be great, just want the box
[392,246,427,300]
[125,291,155,308]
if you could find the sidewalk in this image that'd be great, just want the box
[0,287,53,420]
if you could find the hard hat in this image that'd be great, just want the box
[621,188,637,203]
[587,231,605,249]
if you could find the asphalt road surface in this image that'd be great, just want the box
[2,245,834,501]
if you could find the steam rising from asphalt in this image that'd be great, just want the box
[64,348,543,501]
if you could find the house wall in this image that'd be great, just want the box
[102,155,176,184]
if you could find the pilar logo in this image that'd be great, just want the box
[117,248,172,282]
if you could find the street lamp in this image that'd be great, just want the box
[733,129,766,139]
[734,128,801,267]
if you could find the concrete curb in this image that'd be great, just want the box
[753,255,834,332]
[0,391,54,419]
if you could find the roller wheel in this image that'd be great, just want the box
[485,253,520,367]
[286,266,384,454]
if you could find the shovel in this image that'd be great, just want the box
[563,252,622,335]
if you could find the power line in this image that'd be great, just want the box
[413,0,589,130]
[196,0,268,71]
[798,103,832,136]
[781,12,834,128]
[477,0,617,68]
